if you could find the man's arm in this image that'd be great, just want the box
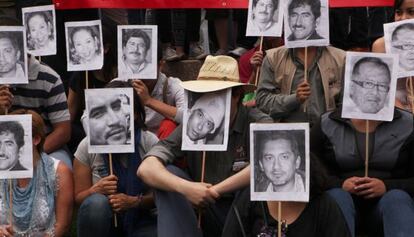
[211,165,250,195]
[133,80,182,122]
[44,120,71,153]
[256,56,303,117]
[137,156,219,206]
[0,85,13,114]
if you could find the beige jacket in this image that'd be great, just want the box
[256,46,345,117]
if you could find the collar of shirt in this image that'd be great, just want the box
[290,47,323,70]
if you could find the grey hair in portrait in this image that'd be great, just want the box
[351,57,391,81]
[288,0,321,19]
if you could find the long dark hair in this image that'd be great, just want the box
[394,0,405,10]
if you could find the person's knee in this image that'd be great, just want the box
[327,188,354,204]
[78,193,112,219]
[380,189,413,208]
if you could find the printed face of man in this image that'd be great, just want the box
[88,93,128,145]
[289,4,318,40]
[0,131,20,170]
[391,28,414,71]
[72,28,98,63]
[351,62,391,113]
[123,36,147,66]
[259,139,300,189]
[253,0,276,24]
[28,14,51,49]
[186,108,215,141]
[0,37,19,77]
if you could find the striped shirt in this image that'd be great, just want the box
[11,56,70,133]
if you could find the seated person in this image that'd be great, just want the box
[74,80,158,237]
[0,109,73,237]
[0,17,72,170]
[220,156,351,237]
[311,106,414,237]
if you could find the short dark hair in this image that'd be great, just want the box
[288,0,321,19]
[122,29,151,52]
[255,130,300,160]
[106,80,147,131]
[352,57,391,81]
[392,23,414,41]
[0,121,25,149]
[253,0,278,8]
[0,31,19,51]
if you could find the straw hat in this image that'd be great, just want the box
[181,55,256,93]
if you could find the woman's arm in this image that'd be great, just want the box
[73,158,117,205]
[54,163,73,237]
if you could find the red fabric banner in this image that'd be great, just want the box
[330,0,394,8]
[53,0,249,9]
[53,0,394,9]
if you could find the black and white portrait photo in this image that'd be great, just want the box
[65,20,103,71]
[0,26,28,84]
[342,52,398,121]
[246,0,284,37]
[22,4,56,56]
[118,25,158,80]
[85,88,135,154]
[250,123,309,202]
[0,115,33,179]
[384,19,414,78]
[283,0,330,48]
[182,89,231,151]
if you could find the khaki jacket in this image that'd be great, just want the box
[257,46,345,115]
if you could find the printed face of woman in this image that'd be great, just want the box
[28,14,51,49]
[72,28,98,63]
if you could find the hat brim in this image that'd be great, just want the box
[181,80,256,93]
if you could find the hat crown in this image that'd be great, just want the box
[197,55,240,82]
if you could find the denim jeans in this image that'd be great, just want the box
[155,165,234,237]
[327,188,414,237]
[77,193,113,237]
[77,193,157,237]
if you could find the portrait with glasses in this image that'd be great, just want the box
[342,52,398,121]
[181,89,231,151]
[250,123,309,202]
[384,19,414,77]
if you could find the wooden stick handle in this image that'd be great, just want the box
[365,120,369,177]
[410,76,414,115]
[86,71,89,89]
[304,47,308,83]
[277,201,282,237]
[254,36,264,87]
[198,151,207,228]
[8,179,12,225]
[108,153,118,227]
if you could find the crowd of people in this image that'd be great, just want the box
[0,0,413,236]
